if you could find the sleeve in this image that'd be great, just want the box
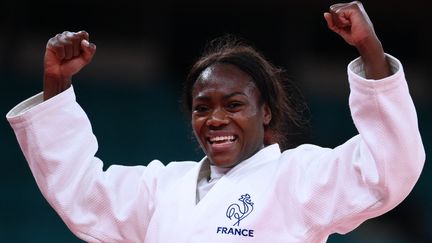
[281,54,425,237]
[346,54,425,214]
[6,87,164,243]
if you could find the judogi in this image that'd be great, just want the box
[6,55,425,243]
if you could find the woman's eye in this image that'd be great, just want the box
[193,105,209,113]
[227,102,243,110]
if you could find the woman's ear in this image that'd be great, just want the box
[262,104,272,126]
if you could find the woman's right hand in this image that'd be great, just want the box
[43,30,96,100]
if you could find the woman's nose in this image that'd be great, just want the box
[206,108,229,127]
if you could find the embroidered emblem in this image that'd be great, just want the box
[226,194,254,226]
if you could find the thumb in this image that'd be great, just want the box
[324,12,344,36]
[323,12,337,32]
[80,39,97,63]
[323,12,333,29]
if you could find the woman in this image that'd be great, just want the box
[6,2,425,242]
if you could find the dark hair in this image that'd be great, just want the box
[181,35,310,150]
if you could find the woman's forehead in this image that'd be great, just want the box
[191,75,260,104]
[193,64,255,90]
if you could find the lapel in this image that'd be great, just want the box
[193,144,282,216]
[164,144,282,234]
[172,161,202,217]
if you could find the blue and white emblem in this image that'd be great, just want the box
[226,193,254,226]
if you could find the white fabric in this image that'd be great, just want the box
[196,161,230,202]
[6,54,425,243]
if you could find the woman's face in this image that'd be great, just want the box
[191,63,271,168]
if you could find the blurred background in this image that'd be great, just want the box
[1,0,430,242]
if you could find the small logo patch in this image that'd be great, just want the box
[226,193,254,226]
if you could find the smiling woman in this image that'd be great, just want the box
[190,62,272,168]
[5,1,425,243]
[184,36,310,152]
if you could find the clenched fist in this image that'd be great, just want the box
[44,30,96,100]
[324,1,391,79]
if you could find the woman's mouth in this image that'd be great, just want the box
[207,135,238,151]
[208,135,237,144]
[203,134,240,166]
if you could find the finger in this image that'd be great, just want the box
[47,34,66,60]
[329,2,358,28]
[329,1,360,12]
[61,32,80,58]
[77,30,89,41]
[57,31,83,59]
[63,41,73,60]
[68,33,82,58]
[75,30,90,57]
[329,2,350,12]
[324,12,344,36]
[323,12,335,30]
[330,10,351,28]
[62,31,78,60]
[80,39,97,63]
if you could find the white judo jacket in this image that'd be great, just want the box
[7,55,425,243]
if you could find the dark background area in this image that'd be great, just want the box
[1,0,430,242]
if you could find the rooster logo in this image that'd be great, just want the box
[226,194,254,226]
